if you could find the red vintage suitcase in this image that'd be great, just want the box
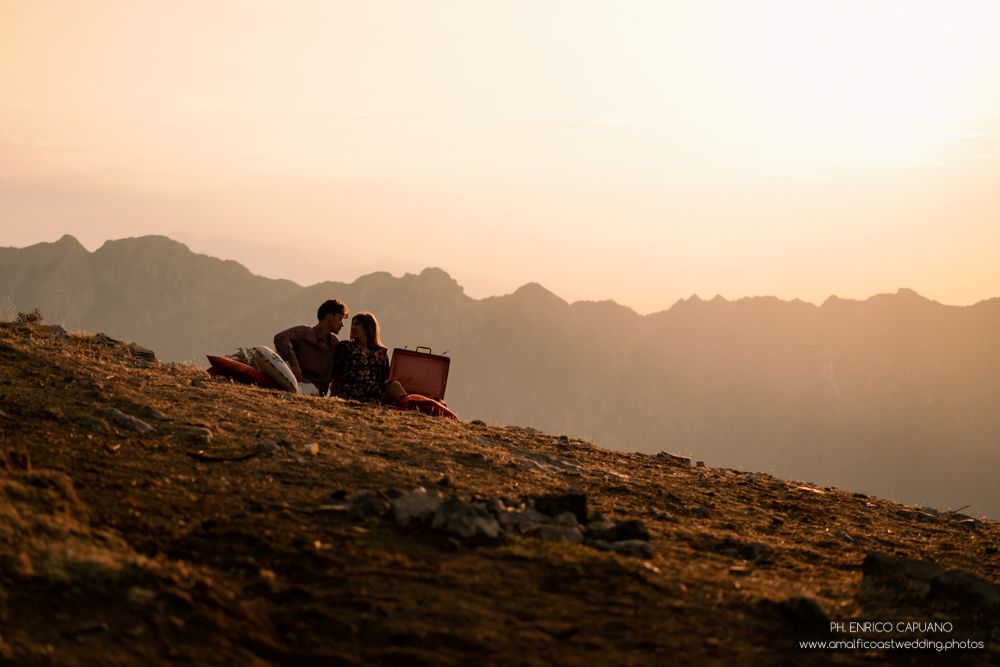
[388,347,450,402]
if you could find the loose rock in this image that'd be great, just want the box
[862,551,942,588]
[739,542,774,565]
[655,452,691,466]
[781,596,828,622]
[613,519,650,542]
[525,523,584,544]
[101,407,154,434]
[485,496,506,515]
[350,490,391,517]
[191,428,212,444]
[431,498,500,539]
[256,440,279,453]
[930,569,1000,609]
[498,507,548,535]
[608,540,655,559]
[126,587,157,608]
[534,492,587,524]
[391,488,444,526]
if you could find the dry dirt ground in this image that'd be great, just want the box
[0,321,998,666]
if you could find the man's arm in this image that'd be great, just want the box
[273,326,307,380]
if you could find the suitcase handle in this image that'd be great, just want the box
[416,346,432,354]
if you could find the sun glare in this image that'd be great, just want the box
[736,2,1000,140]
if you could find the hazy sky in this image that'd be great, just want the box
[2,1,999,313]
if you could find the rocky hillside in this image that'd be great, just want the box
[3,235,1000,520]
[0,321,998,665]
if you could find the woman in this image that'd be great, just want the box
[331,312,406,405]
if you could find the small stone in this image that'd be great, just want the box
[551,511,580,528]
[46,324,69,339]
[94,333,121,347]
[128,345,156,362]
[729,565,752,576]
[432,498,501,539]
[74,416,103,429]
[654,452,691,467]
[256,440,279,453]
[300,443,319,456]
[525,523,584,544]
[609,540,655,559]
[497,507,548,535]
[862,552,943,586]
[485,496,506,515]
[148,410,173,421]
[470,420,486,426]
[696,461,705,468]
[350,490,391,517]
[930,569,1000,609]
[128,377,145,386]
[739,542,774,565]
[781,596,828,622]
[192,428,212,444]
[126,587,157,607]
[613,519,650,542]
[101,407,154,434]
[191,378,208,388]
[558,435,569,443]
[391,488,444,526]
[533,492,587,524]
[585,512,617,540]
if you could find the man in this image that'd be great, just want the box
[273,299,347,396]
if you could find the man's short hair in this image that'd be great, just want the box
[317,299,347,322]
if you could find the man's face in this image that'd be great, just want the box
[329,310,347,334]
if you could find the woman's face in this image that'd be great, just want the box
[350,319,367,345]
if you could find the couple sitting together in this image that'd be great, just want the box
[273,299,407,406]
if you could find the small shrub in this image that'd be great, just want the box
[226,347,259,370]
[15,308,43,324]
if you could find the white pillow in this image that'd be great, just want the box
[254,346,299,393]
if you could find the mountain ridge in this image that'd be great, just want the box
[3,234,1000,521]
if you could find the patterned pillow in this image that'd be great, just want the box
[254,345,299,393]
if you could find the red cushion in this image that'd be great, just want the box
[397,393,459,420]
[206,356,280,389]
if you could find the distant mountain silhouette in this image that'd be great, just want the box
[3,234,1000,518]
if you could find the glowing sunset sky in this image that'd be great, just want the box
[2,1,999,312]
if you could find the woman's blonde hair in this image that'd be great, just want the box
[351,312,385,350]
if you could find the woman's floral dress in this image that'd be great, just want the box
[332,341,390,403]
